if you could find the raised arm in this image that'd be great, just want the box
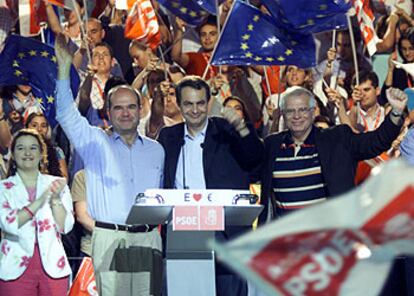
[171,18,190,69]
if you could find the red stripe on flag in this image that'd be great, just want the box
[124,0,160,50]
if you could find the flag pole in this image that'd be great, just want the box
[331,29,336,48]
[158,47,168,81]
[347,14,361,125]
[202,0,236,80]
[71,0,91,63]
[216,0,222,75]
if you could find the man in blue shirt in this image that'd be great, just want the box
[55,34,164,296]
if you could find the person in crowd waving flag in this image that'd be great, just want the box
[0,35,80,127]
[211,0,316,68]
[353,0,381,56]
[124,0,160,50]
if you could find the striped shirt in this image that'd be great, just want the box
[272,128,327,216]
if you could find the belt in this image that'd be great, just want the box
[95,221,157,233]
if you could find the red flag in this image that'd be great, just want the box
[124,0,160,50]
[213,159,414,296]
[18,0,47,36]
[68,257,97,296]
[352,0,380,56]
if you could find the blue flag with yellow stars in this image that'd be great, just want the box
[158,0,211,26]
[211,0,316,68]
[261,0,350,34]
[195,0,224,15]
[0,35,80,127]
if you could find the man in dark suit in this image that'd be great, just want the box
[259,86,407,223]
[157,75,263,296]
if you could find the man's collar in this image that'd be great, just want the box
[109,129,143,144]
[184,121,208,139]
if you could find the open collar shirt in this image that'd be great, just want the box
[56,80,164,224]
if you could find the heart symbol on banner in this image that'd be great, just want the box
[193,193,202,202]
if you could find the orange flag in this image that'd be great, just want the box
[68,257,97,296]
[124,0,160,50]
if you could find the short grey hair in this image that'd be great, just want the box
[279,86,316,111]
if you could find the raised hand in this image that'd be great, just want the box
[55,33,72,79]
[386,87,408,114]
[222,106,249,137]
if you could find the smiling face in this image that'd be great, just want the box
[13,135,42,173]
[199,24,218,52]
[109,87,140,136]
[27,115,49,137]
[179,86,208,135]
[283,94,315,141]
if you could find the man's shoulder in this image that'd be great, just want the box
[159,122,185,137]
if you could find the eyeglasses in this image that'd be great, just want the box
[283,107,314,117]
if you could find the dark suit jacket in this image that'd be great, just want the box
[259,114,402,224]
[157,117,264,190]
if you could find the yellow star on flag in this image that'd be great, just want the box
[180,7,188,14]
[307,19,314,25]
[189,10,197,17]
[37,97,43,105]
[291,40,298,46]
[51,56,57,63]
[41,51,49,57]
[245,52,253,58]
[247,24,254,31]
[171,2,179,8]
[254,56,262,61]
[12,60,19,67]
[253,15,260,22]
[240,43,249,50]
[47,96,55,104]
[242,34,250,41]
[277,56,285,61]
[18,52,25,59]
[14,70,23,77]
[316,14,327,18]
[319,4,327,10]
[266,57,274,62]
[29,50,37,56]
[285,49,293,56]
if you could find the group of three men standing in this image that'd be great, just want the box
[54,33,406,296]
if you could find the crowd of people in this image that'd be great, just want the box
[1,0,414,295]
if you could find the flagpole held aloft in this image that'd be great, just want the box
[71,0,91,63]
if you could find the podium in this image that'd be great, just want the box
[126,190,263,296]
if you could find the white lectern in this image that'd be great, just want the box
[126,190,263,296]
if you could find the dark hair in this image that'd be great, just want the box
[196,15,218,36]
[104,76,128,97]
[23,114,63,177]
[223,96,251,122]
[25,112,49,128]
[352,70,379,88]
[8,129,48,177]
[107,85,142,110]
[93,42,114,58]
[398,27,414,63]
[175,76,211,105]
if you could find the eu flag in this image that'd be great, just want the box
[0,35,80,127]
[195,0,224,15]
[158,0,210,26]
[261,0,350,34]
[211,1,316,68]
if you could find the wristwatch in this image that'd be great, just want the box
[391,109,403,117]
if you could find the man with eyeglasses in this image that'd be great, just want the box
[259,86,407,223]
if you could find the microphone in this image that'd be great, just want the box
[181,138,188,189]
